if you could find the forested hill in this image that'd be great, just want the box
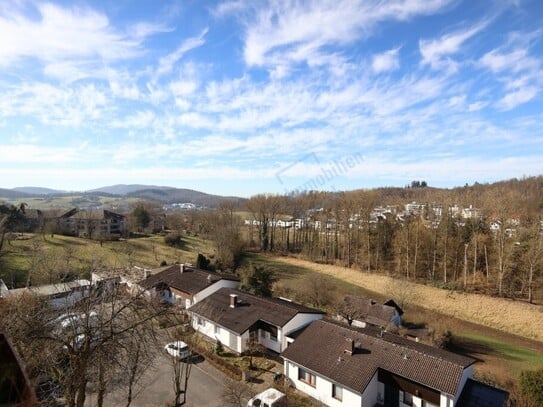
[125,188,244,207]
[355,176,543,217]
[0,184,244,208]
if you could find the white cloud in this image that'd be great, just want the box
[0,3,160,67]
[0,144,81,164]
[479,48,538,73]
[2,82,109,126]
[372,48,401,73]
[111,110,155,129]
[479,42,542,110]
[419,21,487,71]
[242,0,454,73]
[153,28,208,81]
[497,87,539,111]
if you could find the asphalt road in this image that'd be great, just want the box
[85,352,229,407]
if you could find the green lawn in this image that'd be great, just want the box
[458,332,543,374]
[0,233,215,288]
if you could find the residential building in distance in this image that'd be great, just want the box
[56,208,127,239]
[188,288,324,354]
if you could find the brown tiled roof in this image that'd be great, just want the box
[344,296,397,326]
[281,319,475,396]
[138,265,238,295]
[188,288,324,334]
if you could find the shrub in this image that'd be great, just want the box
[520,368,543,406]
[215,340,224,355]
[164,232,184,248]
[437,330,453,349]
[196,253,211,270]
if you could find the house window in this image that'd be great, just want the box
[298,368,316,387]
[270,333,278,342]
[260,330,266,339]
[402,391,413,406]
[332,384,343,401]
[214,325,220,335]
[197,317,205,327]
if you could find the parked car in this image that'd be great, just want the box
[247,388,286,407]
[50,311,99,334]
[164,341,190,359]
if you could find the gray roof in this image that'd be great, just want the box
[188,288,324,334]
[343,296,399,326]
[457,379,508,407]
[6,279,91,297]
[281,319,475,396]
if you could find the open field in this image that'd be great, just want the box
[0,233,215,288]
[257,255,543,342]
[0,195,142,210]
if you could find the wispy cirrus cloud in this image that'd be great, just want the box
[478,31,542,110]
[152,28,208,82]
[239,0,455,73]
[419,21,487,72]
[0,0,541,193]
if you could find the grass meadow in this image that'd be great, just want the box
[0,233,214,287]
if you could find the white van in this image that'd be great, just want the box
[247,388,286,407]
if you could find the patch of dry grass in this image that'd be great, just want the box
[269,256,543,342]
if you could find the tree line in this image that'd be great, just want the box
[230,177,541,303]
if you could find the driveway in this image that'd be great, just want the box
[85,352,229,407]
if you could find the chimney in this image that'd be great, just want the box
[344,337,354,355]
[179,264,184,273]
[229,293,238,308]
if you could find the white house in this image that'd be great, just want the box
[282,320,481,407]
[3,280,91,310]
[188,288,324,354]
[138,264,239,308]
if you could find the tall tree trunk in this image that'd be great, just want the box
[463,243,469,289]
[484,244,489,284]
[443,231,448,284]
[473,231,478,284]
[413,219,419,280]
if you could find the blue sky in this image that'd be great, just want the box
[0,0,542,197]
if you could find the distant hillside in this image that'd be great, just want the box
[0,188,32,199]
[125,187,244,207]
[12,186,65,195]
[88,184,171,195]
